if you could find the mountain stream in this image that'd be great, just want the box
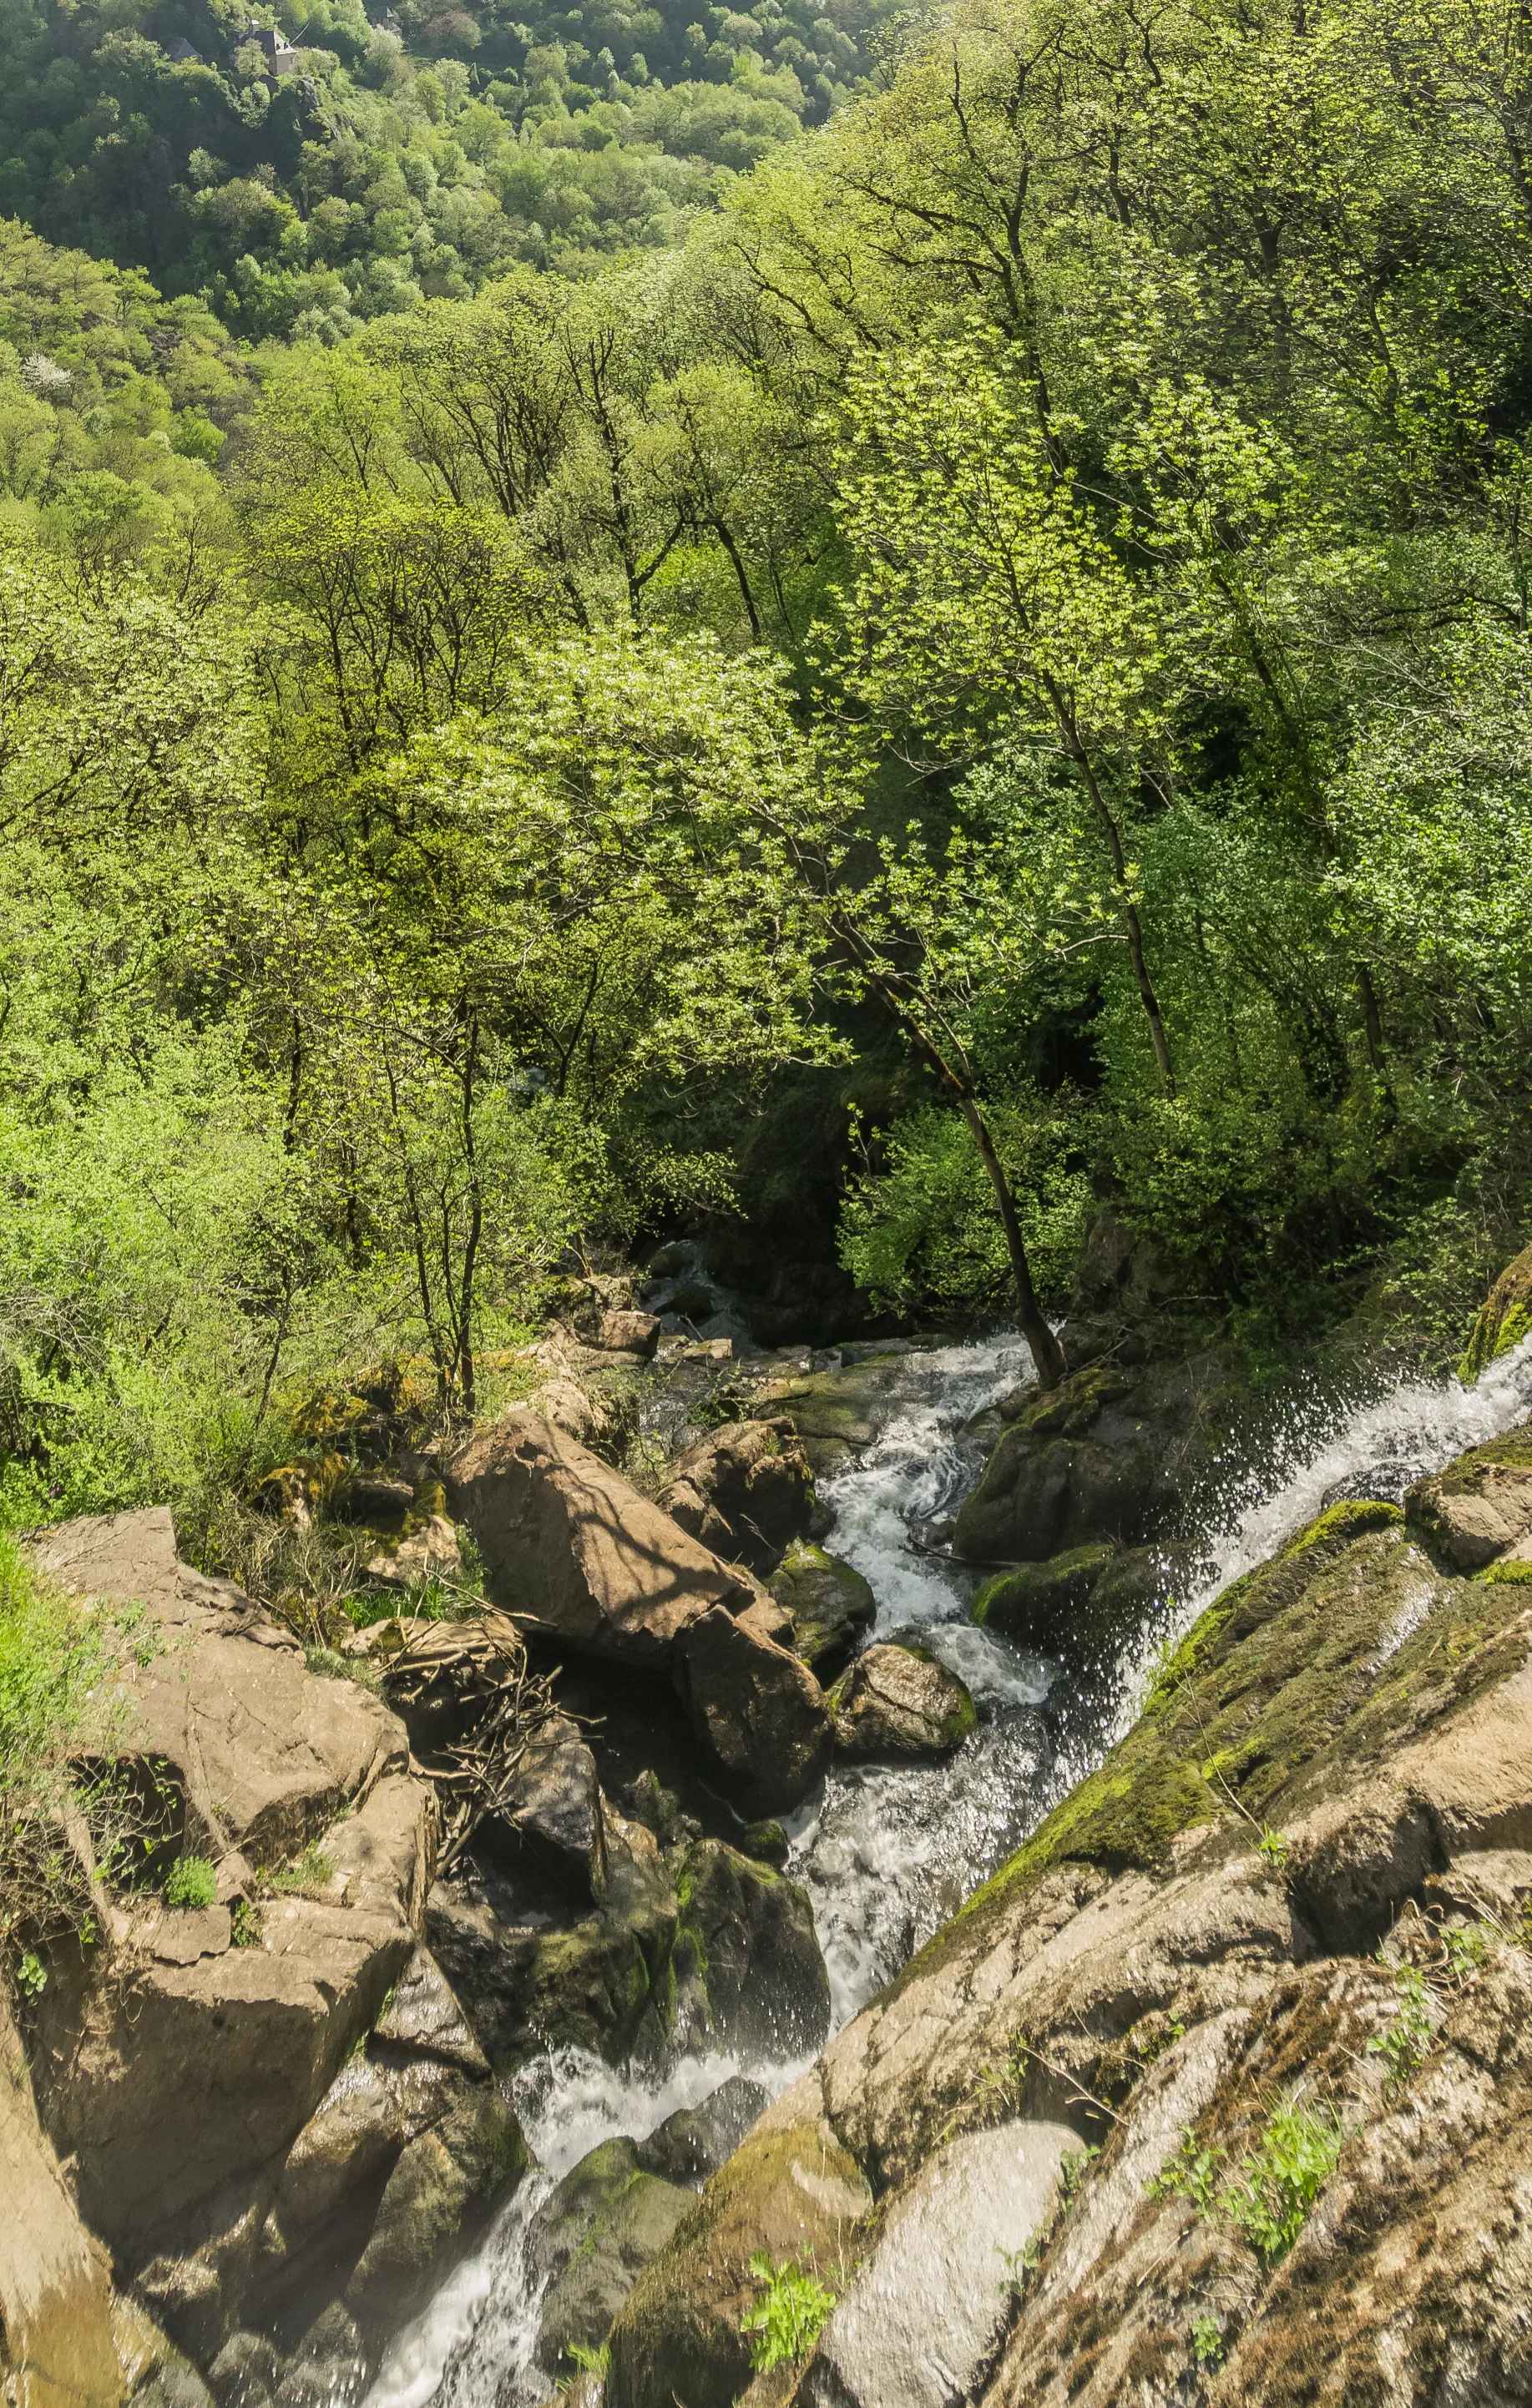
[367,1327,1532,2408]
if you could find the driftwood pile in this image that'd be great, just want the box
[384,1610,559,1875]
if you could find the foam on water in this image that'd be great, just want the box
[367,1325,1532,2408]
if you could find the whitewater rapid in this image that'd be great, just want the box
[366,1325,1532,2408]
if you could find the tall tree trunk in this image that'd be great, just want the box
[952,1088,1068,1386]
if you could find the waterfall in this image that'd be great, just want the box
[365,1328,1532,2408]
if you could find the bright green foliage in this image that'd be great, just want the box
[1154,2094,1346,2265]
[1190,2315,1225,2367]
[1221,2095,1347,2264]
[164,1853,218,1909]
[1367,1965,1436,2090]
[838,1100,1090,1316]
[739,2251,837,2373]
[0,0,897,330]
[1256,1827,1290,1871]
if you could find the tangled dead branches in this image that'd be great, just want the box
[383,1610,560,1875]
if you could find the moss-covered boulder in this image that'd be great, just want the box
[345,2087,527,2335]
[672,1838,831,2059]
[1404,1422,1532,1570]
[769,1541,877,1678]
[830,1642,977,1758]
[952,1354,1231,1563]
[1459,1237,1532,1381]
[972,1541,1195,1670]
[604,2119,872,2408]
[527,2138,693,2379]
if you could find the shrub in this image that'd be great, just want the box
[164,1853,218,1910]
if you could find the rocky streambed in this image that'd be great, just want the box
[9,1248,1532,2408]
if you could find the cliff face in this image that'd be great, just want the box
[608,1430,1532,2408]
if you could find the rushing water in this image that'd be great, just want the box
[367,1325,1532,2408]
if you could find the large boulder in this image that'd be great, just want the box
[655,1418,815,1573]
[768,1542,876,1679]
[0,1987,121,2408]
[951,1355,1229,1564]
[245,1948,527,2350]
[448,1413,831,1814]
[528,2139,692,2379]
[831,1644,977,1759]
[425,1825,827,2074]
[23,1515,430,2276]
[670,1840,831,2060]
[670,1602,832,1815]
[1405,1424,1532,1569]
[972,1541,1196,1673]
[1459,1235,1532,1381]
[606,2116,872,2408]
[16,1511,509,2383]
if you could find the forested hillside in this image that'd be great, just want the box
[0,0,895,322]
[4,0,1532,1538]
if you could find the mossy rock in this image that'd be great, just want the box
[973,1542,1115,1632]
[906,1495,1417,1988]
[345,2088,528,2333]
[1459,1239,1532,1382]
[605,2122,871,2408]
[528,2139,693,2377]
[769,1540,876,1678]
[831,1643,977,1758]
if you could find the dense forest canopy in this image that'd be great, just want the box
[0,0,896,321]
[4,0,1532,1529]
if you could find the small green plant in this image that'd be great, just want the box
[1367,1965,1435,2091]
[16,1949,47,1997]
[1256,1825,1290,1870]
[739,2251,836,2373]
[1190,2313,1225,2366]
[1059,2143,1101,2209]
[1440,1921,1494,1983]
[230,1898,263,1947]
[554,2340,610,2393]
[164,1853,217,1910]
[264,1843,336,1897]
[1221,2094,1346,2264]
[1151,2128,1225,2213]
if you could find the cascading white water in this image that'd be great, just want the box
[366,1325,1532,2408]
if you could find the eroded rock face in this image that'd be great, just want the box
[972,1541,1196,1673]
[801,2121,1079,2408]
[0,1987,121,2408]
[656,1418,815,1573]
[605,1433,1532,2408]
[19,1511,524,2387]
[448,1413,830,1813]
[831,1644,977,1759]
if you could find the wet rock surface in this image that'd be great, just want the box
[768,1540,876,1679]
[831,1643,978,1759]
[604,1418,1532,2408]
